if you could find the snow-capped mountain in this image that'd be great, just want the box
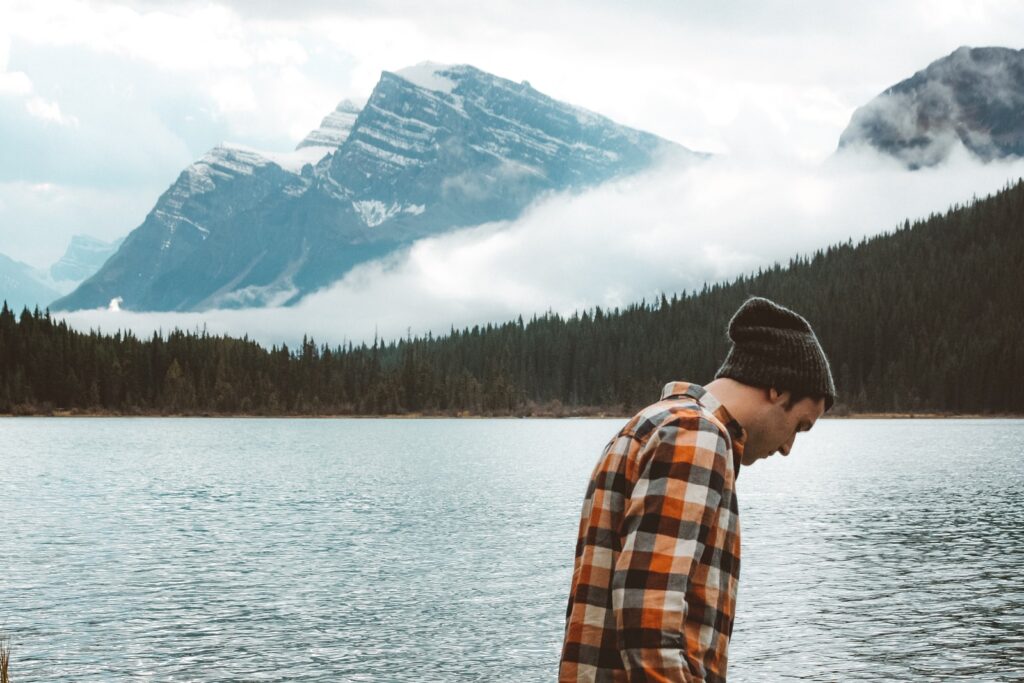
[838,46,1024,167]
[50,235,124,286]
[0,252,60,313]
[53,63,700,312]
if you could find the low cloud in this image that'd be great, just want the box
[59,146,1024,348]
[0,41,78,127]
[7,0,345,148]
[24,95,78,126]
[0,70,32,96]
[839,47,1024,167]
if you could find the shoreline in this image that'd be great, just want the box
[2,409,1022,420]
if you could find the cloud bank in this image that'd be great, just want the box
[6,0,1024,342]
[4,0,1024,266]
[59,147,1024,348]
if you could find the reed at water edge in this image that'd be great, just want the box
[1,633,10,683]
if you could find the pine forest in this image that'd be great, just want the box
[2,180,1023,417]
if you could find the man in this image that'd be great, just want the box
[559,296,836,682]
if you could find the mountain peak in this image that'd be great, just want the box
[0,251,60,312]
[390,63,537,98]
[393,62,463,93]
[838,45,1024,167]
[296,98,363,150]
[50,234,123,284]
[54,62,700,313]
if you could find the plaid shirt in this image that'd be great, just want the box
[560,382,746,683]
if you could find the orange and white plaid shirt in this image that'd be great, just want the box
[560,382,746,683]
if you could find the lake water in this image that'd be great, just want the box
[2,418,1023,681]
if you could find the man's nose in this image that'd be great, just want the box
[779,436,795,456]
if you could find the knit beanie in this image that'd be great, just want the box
[715,297,837,409]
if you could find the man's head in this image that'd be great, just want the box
[732,387,827,465]
[711,297,836,464]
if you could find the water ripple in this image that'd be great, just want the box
[2,418,1022,681]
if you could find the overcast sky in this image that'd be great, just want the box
[3,0,1024,344]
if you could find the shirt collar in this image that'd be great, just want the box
[661,381,747,475]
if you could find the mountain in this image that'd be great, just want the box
[0,252,60,313]
[0,234,119,313]
[296,99,361,149]
[54,63,699,312]
[50,235,124,285]
[838,46,1024,167]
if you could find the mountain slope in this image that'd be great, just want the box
[54,63,698,312]
[0,253,60,313]
[838,46,1024,167]
[296,99,361,150]
[50,235,124,285]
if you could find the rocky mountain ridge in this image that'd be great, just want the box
[50,235,124,285]
[0,253,60,313]
[54,63,697,312]
[838,46,1024,167]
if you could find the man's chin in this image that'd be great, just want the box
[741,453,765,467]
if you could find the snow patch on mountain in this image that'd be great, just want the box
[353,200,396,227]
[395,62,458,94]
[153,211,210,243]
[352,200,427,227]
[183,144,332,190]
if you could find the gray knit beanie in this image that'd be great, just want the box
[715,297,837,409]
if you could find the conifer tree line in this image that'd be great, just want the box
[2,179,1022,416]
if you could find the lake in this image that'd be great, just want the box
[2,418,1023,681]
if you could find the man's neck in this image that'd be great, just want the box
[704,378,758,430]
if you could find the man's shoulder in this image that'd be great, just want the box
[618,395,729,447]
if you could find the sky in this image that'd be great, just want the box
[2,0,1024,345]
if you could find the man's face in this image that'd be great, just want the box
[741,391,826,466]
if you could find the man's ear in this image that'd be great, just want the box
[768,387,789,407]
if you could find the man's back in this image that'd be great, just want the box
[559,382,745,683]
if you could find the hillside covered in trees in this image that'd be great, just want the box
[2,179,1023,416]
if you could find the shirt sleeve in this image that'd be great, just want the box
[612,416,731,683]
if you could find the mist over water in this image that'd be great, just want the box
[3,418,1023,681]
